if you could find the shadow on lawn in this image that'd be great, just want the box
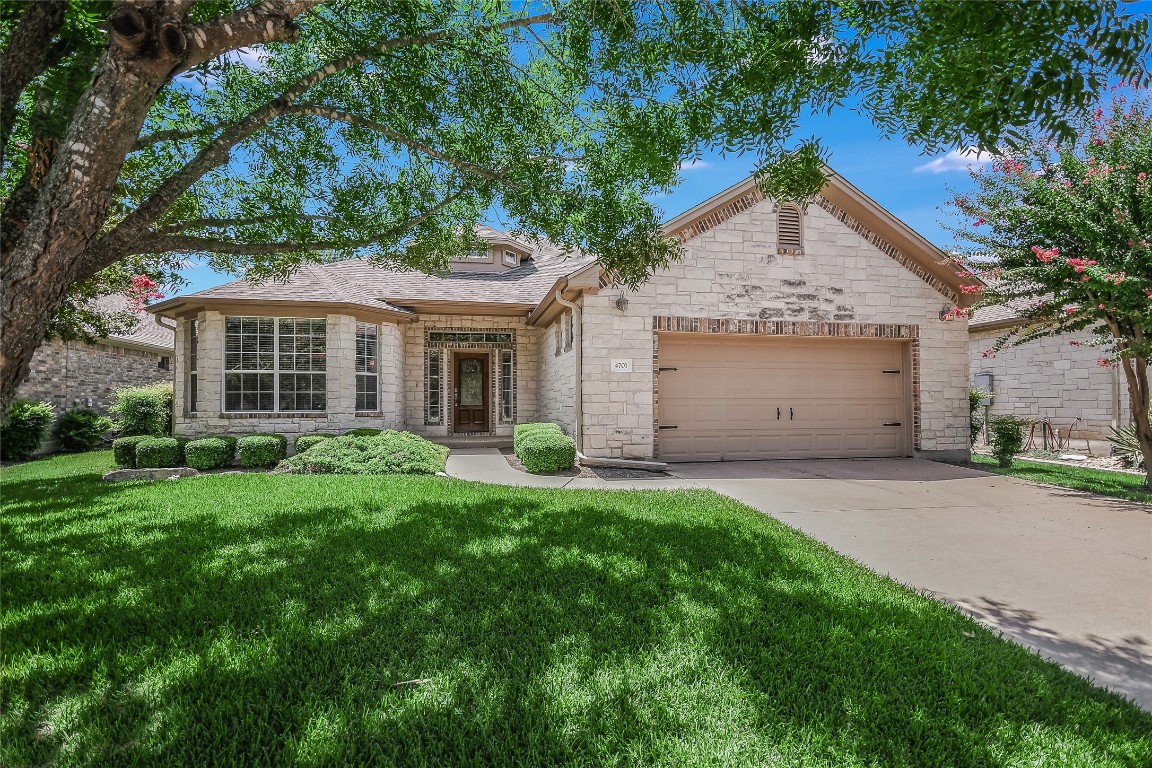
[3,471,1150,766]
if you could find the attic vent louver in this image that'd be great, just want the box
[777,204,803,254]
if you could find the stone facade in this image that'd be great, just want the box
[579,197,971,461]
[16,338,171,415]
[969,326,1133,439]
[537,311,578,437]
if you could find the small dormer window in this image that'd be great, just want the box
[777,204,803,254]
[503,250,519,267]
[463,249,488,261]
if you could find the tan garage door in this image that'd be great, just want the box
[657,335,910,462]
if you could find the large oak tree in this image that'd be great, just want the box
[1,0,1149,411]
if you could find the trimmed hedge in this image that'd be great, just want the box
[238,434,287,468]
[184,437,234,470]
[0,400,55,461]
[112,435,149,468]
[54,408,113,452]
[344,428,383,437]
[514,422,563,455]
[279,431,448,475]
[135,437,181,469]
[295,434,337,453]
[110,382,173,436]
[518,430,576,473]
[210,435,238,455]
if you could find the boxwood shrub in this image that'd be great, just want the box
[518,430,576,473]
[210,435,238,455]
[135,437,181,469]
[344,428,383,437]
[184,437,234,470]
[513,422,563,455]
[53,407,113,452]
[112,435,149,468]
[0,400,55,460]
[295,434,337,453]
[109,382,173,436]
[238,434,287,468]
[279,431,448,475]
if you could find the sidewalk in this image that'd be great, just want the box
[443,448,699,491]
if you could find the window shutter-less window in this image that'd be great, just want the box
[777,205,803,252]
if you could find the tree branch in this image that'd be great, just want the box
[0,0,67,166]
[153,213,334,234]
[180,0,326,72]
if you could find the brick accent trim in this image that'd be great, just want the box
[669,188,764,243]
[651,316,921,458]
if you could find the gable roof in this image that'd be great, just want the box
[94,295,175,353]
[148,236,595,320]
[661,167,978,306]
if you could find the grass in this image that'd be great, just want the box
[972,454,1152,504]
[3,452,1150,767]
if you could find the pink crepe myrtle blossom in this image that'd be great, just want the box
[959,284,983,294]
[1031,245,1058,263]
[124,275,164,311]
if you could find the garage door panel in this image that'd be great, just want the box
[657,335,909,461]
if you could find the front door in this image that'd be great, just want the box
[453,352,490,433]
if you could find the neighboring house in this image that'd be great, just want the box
[968,304,1133,440]
[149,171,976,463]
[16,298,175,438]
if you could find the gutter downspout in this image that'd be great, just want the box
[553,289,583,455]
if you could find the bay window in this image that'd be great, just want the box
[224,316,326,412]
[356,323,379,412]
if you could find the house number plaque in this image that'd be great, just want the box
[611,359,633,373]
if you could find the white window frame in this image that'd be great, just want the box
[499,349,514,422]
[222,316,327,414]
[453,248,492,263]
[187,320,198,414]
[355,322,380,412]
[502,249,519,267]
[564,311,574,352]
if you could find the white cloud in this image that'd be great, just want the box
[914,147,991,174]
[678,158,710,172]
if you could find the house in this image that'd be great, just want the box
[968,304,1132,440]
[148,171,976,463]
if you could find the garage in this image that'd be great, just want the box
[656,334,911,462]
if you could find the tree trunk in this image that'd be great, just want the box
[1118,354,1152,490]
[0,6,186,414]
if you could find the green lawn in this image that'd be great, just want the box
[972,454,1152,504]
[3,452,1149,767]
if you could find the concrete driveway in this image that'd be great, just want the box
[667,458,1152,710]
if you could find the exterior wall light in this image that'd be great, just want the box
[939,305,958,321]
[615,293,630,312]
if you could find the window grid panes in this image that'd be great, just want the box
[426,349,442,424]
[356,323,379,412]
[188,320,198,413]
[503,250,518,267]
[428,331,513,345]
[223,316,326,412]
[565,312,574,351]
[500,350,514,422]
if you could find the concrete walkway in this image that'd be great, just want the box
[444,449,1152,709]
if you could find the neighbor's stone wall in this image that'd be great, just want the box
[174,311,407,446]
[402,314,538,439]
[969,326,1137,438]
[536,310,578,437]
[580,198,971,461]
[16,338,171,416]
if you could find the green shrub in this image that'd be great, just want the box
[238,434,287,468]
[1109,416,1148,470]
[279,431,448,475]
[988,416,1029,468]
[184,437,234,470]
[53,408,113,452]
[209,435,238,455]
[0,400,55,460]
[518,430,577,473]
[969,388,988,446]
[135,437,181,469]
[112,435,148,468]
[110,382,173,436]
[295,434,337,453]
[344,428,383,437]
[514,422,563,455]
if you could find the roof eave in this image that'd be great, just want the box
[148,297,416,323]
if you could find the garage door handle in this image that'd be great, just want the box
[882,370,901,374]
[659,425,678,430]
[776,408,780,420]
[789,408,794,420]
[884,422,902,427]
[659,367,678,372]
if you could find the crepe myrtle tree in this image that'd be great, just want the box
[952,88,1152,488]
[1,1,1150,412]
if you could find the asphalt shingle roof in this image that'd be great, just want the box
[96,295,174,352]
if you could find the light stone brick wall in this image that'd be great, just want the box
[402,314,538,439]
[174,310,407,446]
[536,311,578,436]
[968,326,1132,438]
[580,198,972,461]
